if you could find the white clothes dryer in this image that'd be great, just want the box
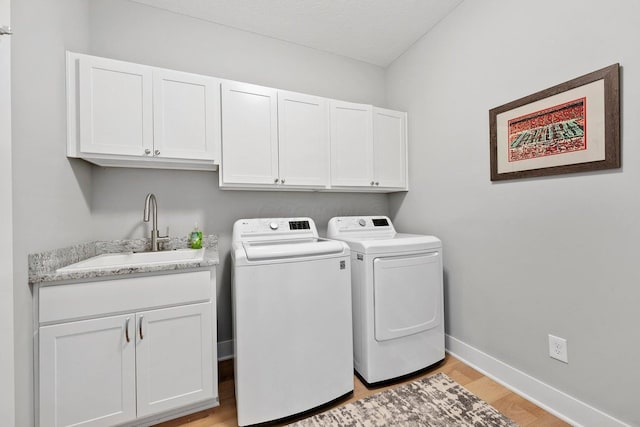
[232,218,353,426]
[327,216,444,386]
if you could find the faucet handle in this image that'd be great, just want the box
[158,226,170,240]
[156,230,170,241]
[156,234,171,251]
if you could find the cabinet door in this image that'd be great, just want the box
[221,81,278,185]
[135,302,215,418]
[278,91,330,188]
[373,108,407,189]
[153,69,220,162]
[78,55,153,156]
[39,315,136,427]
[330,100,374,187]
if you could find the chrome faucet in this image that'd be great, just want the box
[143,193,170,251]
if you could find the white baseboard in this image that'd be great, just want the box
[446,335,629,427]
[217,339,234,361]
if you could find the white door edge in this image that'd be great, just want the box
[0,0,15,423]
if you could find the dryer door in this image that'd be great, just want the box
[373,251,441,341]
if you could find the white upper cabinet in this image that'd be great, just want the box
[220,81,279,186]
[220,85,330,189]
[373,107,408,190]
[277,91,329,188]
[329,102,408,191]
[153,69,220,162]
[77,55,153,157]
[68,52,220,170]
[67,52,408,191]
[330,101,375,187]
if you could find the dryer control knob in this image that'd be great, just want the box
[358,218,366,227]
[269,222,279,230]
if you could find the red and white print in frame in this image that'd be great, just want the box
[489,64,619,181]
[507,97,587,163]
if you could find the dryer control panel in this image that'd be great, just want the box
[327,216,396,238]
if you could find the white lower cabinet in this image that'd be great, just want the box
[39,315,137,427]
[36,270,218,427]
[136,303,214,418]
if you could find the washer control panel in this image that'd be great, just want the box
[372,218,389,227]
[233,217,317,242]
[288,220,311,230]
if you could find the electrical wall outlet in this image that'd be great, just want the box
[548,334,568,363]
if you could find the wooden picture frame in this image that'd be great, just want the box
[489,64,620,181]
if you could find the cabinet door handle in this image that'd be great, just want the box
[274,178,279,184]
[139,315,144,340]
[125,317,131,343]
[375,182,379,186]
[281,179,285,184]
[370,181,375,186]
[154,150,161,156]
[144,149,151,155]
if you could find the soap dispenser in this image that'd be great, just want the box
[189,223,203,249]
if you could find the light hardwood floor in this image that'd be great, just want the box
[156,354,570,427]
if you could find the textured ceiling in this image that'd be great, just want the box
[128,0,463,67]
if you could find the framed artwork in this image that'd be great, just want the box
[489,64,620,181]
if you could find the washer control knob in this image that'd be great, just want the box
[358,218,366,227]
[269,222,279,230]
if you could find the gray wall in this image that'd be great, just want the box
[386,0,640,424]
[86,0,389,345]
[88,0,386,106]
[19,0,636,425]
[12,1,92,426]
[12,1,388,424]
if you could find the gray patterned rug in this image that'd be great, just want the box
[288,373,518,426]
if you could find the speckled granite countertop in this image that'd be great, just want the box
[29,235,219,285]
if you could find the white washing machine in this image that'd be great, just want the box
[327,216,444,386]
[232,217,353,426]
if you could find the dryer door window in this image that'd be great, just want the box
[373,252,441,342]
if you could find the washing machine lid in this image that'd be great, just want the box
[232,218,349,264]
[242,237,346,261]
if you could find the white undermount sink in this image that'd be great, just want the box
[56,248,205,273]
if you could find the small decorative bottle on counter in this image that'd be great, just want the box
[189,223,203,249]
